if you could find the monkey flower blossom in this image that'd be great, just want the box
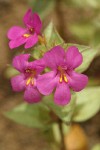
[37,46,88,106]
[7,9,42,49]
[11,54,44,103]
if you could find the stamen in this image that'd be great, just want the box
[31,79,34,85]
[25,69,36,86]
[26,77,31,85]
[25,69,36,75]
[58,66,68,83]
[64,74,68,83]
[26,69,30,73]
[26,77,34,86]
[59,74,63,83]
[23,34,31,38]
[30,28,34,33]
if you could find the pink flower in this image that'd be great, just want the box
[7,9,42,49]
[37,46,88,106]
[11,54,44,103]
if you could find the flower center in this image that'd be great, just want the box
[58,66,68,83]
[25,69,36,86]
[29,28,34,34]
[23,34,31,38]
[23,28,34,38]
[26,77,34,86]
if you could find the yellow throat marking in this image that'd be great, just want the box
[26,77,34,86]
[23,34,31,38]
[59,74,68,83]
[58,66,68,83]
[25,69,36,86]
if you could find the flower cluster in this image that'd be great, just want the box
[8,9,88,106]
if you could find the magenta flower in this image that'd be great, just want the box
[37,46,88,106]
[11,54,44,103]
[7,9,42,49]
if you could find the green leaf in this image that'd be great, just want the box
[64,43,97,73]
[49,28,64,46]
[5,66,19,79]
[44,22,53,43]
[73,87,100,122]
[92,143,100,150]
[31,0,55,19]
[44,22,64,48]
[76,47,97,73]
[64,43,89,52]
[5,102,51,128]
[32,45,46,59]
[43,93,76,123]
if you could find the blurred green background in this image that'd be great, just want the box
[0,0,100,150]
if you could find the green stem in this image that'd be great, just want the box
[59,121,66,150]
[52,121,66,150]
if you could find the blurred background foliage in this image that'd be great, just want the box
[0,0,100,150]
[30,0,100,47]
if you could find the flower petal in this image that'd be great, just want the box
[24,86,41,103]
[43,46,65,69]
[9,36,27,49]
[54,82,71,106]
[24,33,38,49]
[32,13,42,34]
[37,71,58,95]
[23,9,33,27]
[7,26,26,40]
[27,58,45,74]
[12,54,30,72]
[65,46,83,69]
[68,71,88,92]
[11,74,25,92]
[23,9,42,34]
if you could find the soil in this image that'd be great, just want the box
[0,0,100,150]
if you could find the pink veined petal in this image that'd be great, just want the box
[24,33,38,49]
[23,9,42,34]
[65,46,83,69]
[54,82,71,106]
[32,13,42,34]
[23,9,33,27]
[12,54,30,72]
[7,26,26,40]
[24,86,41,103]
[27,58,45,75]
[68,71,88,92]
[43,46,65,69]
[11,74,25,92]
[37,71,58,95]
[9,36,27,49]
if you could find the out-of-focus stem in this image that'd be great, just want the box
[52,123,62,145]
[59,121,67,150]
[52,121,67,150]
